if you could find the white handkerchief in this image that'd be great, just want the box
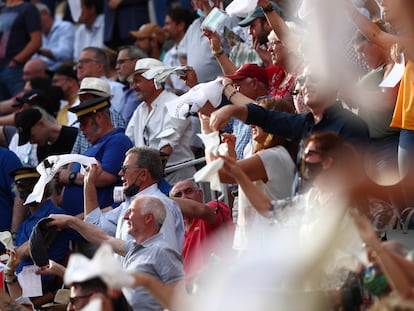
[166,79,224,119]
[195,131,228,191]
[194,158,224,191]
[225,0,257,17]
[379,54,405,88]
[0,231,14,250]
[26,154,97,204]
[64,244,135,288]
[18,265,43,298]
[197,132,221,155]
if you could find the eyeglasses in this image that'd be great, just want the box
[172,187,196,198]
[69,293,92,306]
[120,164,140,173]
[116,58,132,65]
[77,58,99,65]
[296,74,320,86]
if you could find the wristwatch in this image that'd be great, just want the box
[68,172,77,185]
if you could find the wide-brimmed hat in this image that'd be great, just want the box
[78,77,112,98]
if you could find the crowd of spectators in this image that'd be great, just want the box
[1,0,414,310]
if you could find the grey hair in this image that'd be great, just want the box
[137,195,166,227]
[82,47,109,73]
[118,45,148,60]
[125,147,164,181]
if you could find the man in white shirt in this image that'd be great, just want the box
[73,0,106,60]
[126,58,195,184]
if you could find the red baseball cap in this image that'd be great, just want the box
[224,64,269,85]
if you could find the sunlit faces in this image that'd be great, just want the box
[353,40,384,70]
[297,66,333,110]
[250,124,267,144]
[267,40,288,66]
[248,19,269,45]
[170,181,203,202]
[119,153,142,191]
[123,200,147,236]
[131,73,156,102]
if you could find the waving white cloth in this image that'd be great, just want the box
[25,154,97,205]
[64,243,135,288]
[0,231,14,251]
[194,132,228,191]
[225,0,257,17]
[166,78,225,119]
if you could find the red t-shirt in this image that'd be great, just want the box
[182,200,234,277]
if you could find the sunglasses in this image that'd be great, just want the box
[120,164,140,174]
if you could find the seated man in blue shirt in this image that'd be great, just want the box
[58,97,133,216]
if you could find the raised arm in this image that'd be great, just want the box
[220,155,271,216]
[257,0,302,55]
[203,29,237,75]
[338,0,414,60]
[172,198,217,225]
[351,211,414,298]
[48,214,127,256]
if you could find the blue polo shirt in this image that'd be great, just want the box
[62,128,133,215]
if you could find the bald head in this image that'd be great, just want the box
[23,59,49,82]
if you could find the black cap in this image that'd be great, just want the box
[29,218,58,267]
[14,108,42,146]
[13,89,51,109]
[69,96,111,122]
[9,167,40,182]
[54,64,78,81]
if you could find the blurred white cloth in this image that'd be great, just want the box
[0,231,14,250]
[64,243,134,288]
[225,0,257,17]
[194,132,228,191]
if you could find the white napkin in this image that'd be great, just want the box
[26,154,97,204]
[166,78,224,119]
[18,265,43,298]
[64,243,134,288]
[194,132,228,191]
